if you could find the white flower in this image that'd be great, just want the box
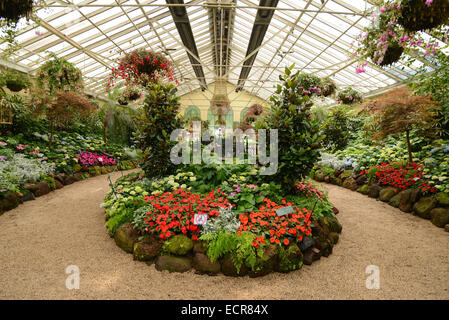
[189,176,196,182]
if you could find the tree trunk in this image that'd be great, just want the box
[406,130,413,163]
[49,121,54,146]
[103,120,107,144]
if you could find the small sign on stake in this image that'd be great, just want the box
[193,214,208,225]
[275,205,295,217]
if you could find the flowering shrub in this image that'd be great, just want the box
[360,162,437,193]
[238,198,313,248]
[295,181,324,201]
[107,48,177,89]
[78,151,116,167]
[132,189,231,240]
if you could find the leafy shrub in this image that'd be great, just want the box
[322,105,352,151]
[0,153,54,191]
[134,82,184,179]
[260,64,323,193]
[201,206,240,235]
[200,231,263,273]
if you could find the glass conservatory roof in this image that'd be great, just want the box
[0,0,435,101]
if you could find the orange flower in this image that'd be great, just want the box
[270,237,276,243]
[283,238,289,246]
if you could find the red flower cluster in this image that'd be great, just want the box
[107,48,177,90]
[238,198,313,248]
[139,189,230,240]
[360,162,436,193]
[295,181,324,201]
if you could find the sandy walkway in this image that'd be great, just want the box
[0,173,448,300]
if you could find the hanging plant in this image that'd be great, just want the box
[371,41,404,66]
[337,88,363,105]
[351,1,448,72]
[321,78,337,97]
[210,94,231,116]
[36,53,83,94]
[0,69,31,92]
[0,0,34,24]
[117,96,129,106]
[108,48,177,89]
[121,86,141,102]
[397,0,449,32]
[295,73,323,96]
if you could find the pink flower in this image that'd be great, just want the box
[380,7,386,13]
[425,0,433,6]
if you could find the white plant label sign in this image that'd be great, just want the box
[194,214,208,225]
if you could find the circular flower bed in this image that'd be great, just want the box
[103,171,342,277]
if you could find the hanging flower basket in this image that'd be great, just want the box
[0,0,34,23]
[117,97,128,106]
[6,80,25,92]
[108,48,176,88]
[321,78,337,97]
[371,42,404,67]
[337,87,363,105]
[398,0,449,32]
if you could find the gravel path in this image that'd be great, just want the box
[1,173,448,300]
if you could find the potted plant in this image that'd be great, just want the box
[0,69,31,92]
[321,78,337,97]
[108,48,176,89]
[0,0,34,24]
[337,87,363,105]
[117,96,128,106]
[398,0,449,32]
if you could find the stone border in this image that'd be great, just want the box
[313,167,449,232]
[0,160,140,215]
[111,214,342,277]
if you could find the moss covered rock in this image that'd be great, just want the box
[34,182,50,197]
[193,240,208,254]
[277,243,303,273]
[399,189,414,213]
[303,247,321,265]
[413,197,437,219]
[430,208,449,228]
[342,178,358,191]
[101,167,108,175]
[434,193,449,207]
[358,184,369,195]
[355,174,367,186]
[340,170,353,180]
[329,176,342,186]
[328,232,340,245]
[326,216,342,234]
[133,236,163,261]
[164,235,194,256]
[248,245,279,278]
[379,187,398,202]
[193,253,221,275]
[155,255,192,273]
[114,222,139,253]
[2,191,20,211]
[367,184,381,198]
[314,171,325,182]
[389,193,402,208]
[221,254,249,277]
[73,164,82,173]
